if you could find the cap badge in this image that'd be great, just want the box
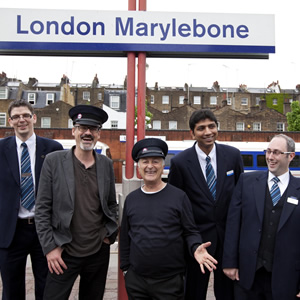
[142,148,148,153]
[77,113,82,119]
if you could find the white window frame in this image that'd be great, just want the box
[227,98,232,105]
[255,97,261,105]
[28,93,36,105]
[169,121,177,130]
[153,120,161,129]
[241,98,248,105]
[193,96,201,105]
[0,112,6,126]
[162,95,169,105]
[68,119,73,128]
[210,96,217,105]
[0,87,9,99]
[98,93,102,101]
[109,95,120,109]
[46,93,55,105]
[83,91,90,100]
[150,95,155,104]
[236,122,245,131]
[179,96,185,105]
[111,120,118,128]
[277,122,284,132]
[41,117,51,128]
[253,122,261,131]
[273,98,278,105]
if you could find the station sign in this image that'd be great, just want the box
[0,8,275,59]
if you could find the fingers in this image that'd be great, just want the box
[48,258,67,275]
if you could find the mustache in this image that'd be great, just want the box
[80,134,94,140]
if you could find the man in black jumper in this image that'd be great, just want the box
[223,134,300,299]
[120,138,217,300]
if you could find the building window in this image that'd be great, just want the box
[68,119,73,128]
[162,95,169,104]
[236,122,244,131]
[179,96,184,105]
[83,91,90,100]
[153,120,161,129]
[111,120,118,128]
[162,110,169,113]
[46,93,55,105]
[277,122,284,132]
[28,93,36,105]
[241,98,248,105]
[150,95,155,104]
[41,117,51,128]
[256,97,261,105]
[217,121,220,130]
[0,113,6,126]
[0,87,8,99]
[273,98,278,105]
[210,96,217,105]
[227,98,232,105]
[169,121,177,130]
[98,93,102,100]
[253,122,261,131]
[193,96,201,105]
[109,95,120,109]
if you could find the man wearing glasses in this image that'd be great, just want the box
[223,134,300,299]
[35,105,118,300]
[0,99,63,300]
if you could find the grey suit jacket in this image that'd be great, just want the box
[35,148,118,255]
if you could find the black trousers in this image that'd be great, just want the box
[184,245,234,300]
[125,268,184,300]
[1,219,48,300]
[43,243,110,300]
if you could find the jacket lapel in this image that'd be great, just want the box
[254,171,268,224]
[277,175,300,232]
[62,149,76,206]
[5,137,20,186]
[95,153,104,205]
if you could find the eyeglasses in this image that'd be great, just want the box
[264,149,292,156]
[10,113,32,121]
[74,125,101,133]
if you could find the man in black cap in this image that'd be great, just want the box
[35,105,118,300]
[120,138,217,300]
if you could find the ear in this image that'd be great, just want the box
[32,114,37,124]
[72,127,75,137]
[190,129,195,140]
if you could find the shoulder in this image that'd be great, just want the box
[95,152,113,165]
[166,183,186,195]
[36,136,63,150]
[0,136,14,146]
[216,143,240,154]
[172,145,196,161]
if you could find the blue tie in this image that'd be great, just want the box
[206,156,217,200]
[270,177,281,206]
[20,143,35,210]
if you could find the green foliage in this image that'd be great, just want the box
[265,93,287,114]
[286,101,300,131]
[134,101,153,128]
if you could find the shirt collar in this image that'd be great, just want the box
[16,133,36,150]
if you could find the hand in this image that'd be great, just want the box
[46,247,67,275]
[223,268,239,281]
[103,237,110,245]
[296,291,300,298]
[194,242,218,274]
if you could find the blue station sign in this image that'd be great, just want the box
[0,8,275,59]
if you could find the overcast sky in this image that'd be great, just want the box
[1,0,299,89]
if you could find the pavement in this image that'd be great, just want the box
[0,184,215,299]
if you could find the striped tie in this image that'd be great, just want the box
[206,156,217,200]
[20,143,35,210]
[270,177,281,206]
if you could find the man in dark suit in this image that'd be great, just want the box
[35,105,118,300]
[168,109,244,300]
[223,134,300,300]
[0,99,63,300]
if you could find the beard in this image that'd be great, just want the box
[79,134,96,151]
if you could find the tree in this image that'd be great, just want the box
[135,101,153,129]
[286,101,300,131]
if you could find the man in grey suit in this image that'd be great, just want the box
[35,105,118,300]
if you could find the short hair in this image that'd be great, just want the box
[271,134,295,152]
[189,109,218,131]
[8,100,34,117]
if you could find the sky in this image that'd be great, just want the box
[1,0,299,89]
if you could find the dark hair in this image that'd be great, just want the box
[189,109,218,131]
[8,100,34,117]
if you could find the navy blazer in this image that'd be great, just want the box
[223,171,300,299]
[0,136,63,249]
[168,142,244,255]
